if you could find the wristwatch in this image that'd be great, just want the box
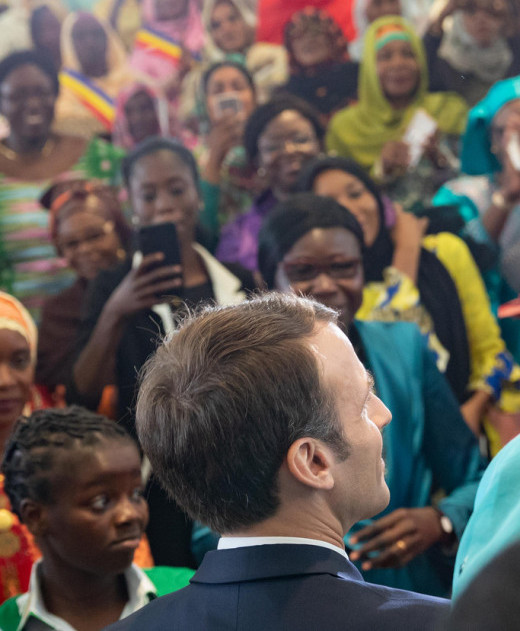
[434,509,457,553]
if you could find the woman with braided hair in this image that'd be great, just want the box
[0,407,193,630]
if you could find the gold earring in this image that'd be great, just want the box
[116,248,126,261]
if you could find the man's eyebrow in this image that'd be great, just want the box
[363,372,375,407]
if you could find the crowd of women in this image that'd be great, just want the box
[0,0,519,628]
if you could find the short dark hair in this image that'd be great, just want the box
[244,94,324,163]
[202,60,255,95]
[258,193,365,289]
[2,406,135,519]
[121,136,200,191]
[0,49,59,95]
[136,293,347,533]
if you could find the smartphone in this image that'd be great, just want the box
[403,109,438,169]
[213,92,244,119]
[137,222,183,295]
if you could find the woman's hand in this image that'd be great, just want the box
[204,113,245,183]
[380,141,410,177]
[391,204,428,250]
[349,507,444,570]
[460,390,492,436]
[390,205,428,283]
[104,253,182,321]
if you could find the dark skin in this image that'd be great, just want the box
[22,441,148,631]
[72,150,207,401]
[72,16,108,78]
[274,226,445,569]
[0,64,87,179]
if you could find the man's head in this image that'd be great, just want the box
[137,293,390,535]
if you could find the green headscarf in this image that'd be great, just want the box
[326,17,468,171]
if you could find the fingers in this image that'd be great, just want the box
[134,267,183,294]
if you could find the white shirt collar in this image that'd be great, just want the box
[15,562,157,631]
[217,536,349,561]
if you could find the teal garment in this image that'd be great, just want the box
[461,76,520,176]
[346,320,486,597]
[452,434,520,600]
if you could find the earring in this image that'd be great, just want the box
[131,215,140,227]
[116,247,126,261]
[257,166,266,178]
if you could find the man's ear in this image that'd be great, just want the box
[19,500,47,538]
[286,438,336,491]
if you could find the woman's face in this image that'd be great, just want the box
[290,30,333,68]
[376,40,420,106]
[129,150,200,244]
[124,90,160,144]
[210,1,252,54]
[462,2,507,47]
[366,0,402,23]
[491,99,520,165]
[0,329,33,431]
[206,65,256,125]
[0,64,55,144]
[275,227,364,329]
[154,0,189,21]
[32,7,61,62]
[258,110,321,196]
[72,17,108,77]
[313,169,380,247]
[56,199,123,280]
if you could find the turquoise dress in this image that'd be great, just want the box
[191,320,485,597]
[452,433,520,600]
[347,320,485,597]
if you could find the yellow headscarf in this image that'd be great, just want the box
[0,292,37,365]
[326,17,468,171]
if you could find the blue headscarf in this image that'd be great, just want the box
[461,76,520,176]
[452,434,520,599]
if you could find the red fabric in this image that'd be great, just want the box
[256,0,357,44]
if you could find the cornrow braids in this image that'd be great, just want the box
[2,406,134,519]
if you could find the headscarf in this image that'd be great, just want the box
[461,76,520,176]
[327,17,468,170]
[439,9,512,84]
[112,82,173,149]
[0,291,37,365]
[453,433,520,599]
[298,156,471,402]
[283,7,348,75]
[141,0,205,57]
[202,0,256,63]
[61,11,129,84]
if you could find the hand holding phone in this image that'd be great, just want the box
[213,92,244,119]
[403,109,438,169]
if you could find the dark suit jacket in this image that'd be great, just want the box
[107,544,450,630]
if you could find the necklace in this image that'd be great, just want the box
[0,136,57,162]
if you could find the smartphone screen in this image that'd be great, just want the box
[137,222,183,293]
[214,92,244,119]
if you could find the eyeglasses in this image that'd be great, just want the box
[259,134,317,158]
[58,221,114,253]
[282,258,362,283]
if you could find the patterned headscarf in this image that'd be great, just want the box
[0,292,37,365]
[284,7,348,73]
